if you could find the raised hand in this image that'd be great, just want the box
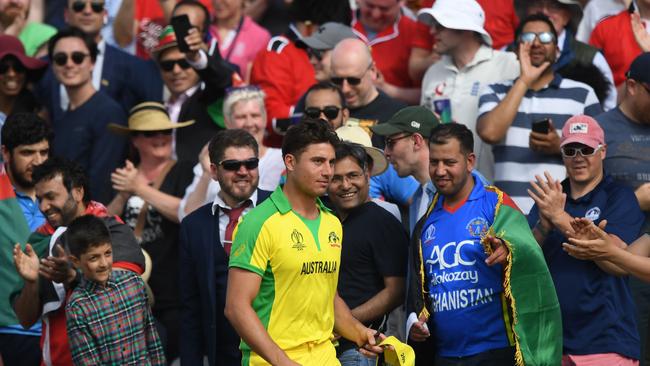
[631,12,650,52]
[518,42,551,88]
[184,27,206,62]
[13,243,40,283]
[569,217,608,241]
[562,220,617,260]
[529,119,561,155]
[111,160,145,194]
[484,235,509,266]
[528,171,566,222]
[409,313,430,342]
[40,244,75,284]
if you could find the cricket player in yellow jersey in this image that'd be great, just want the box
[225,119,384,365]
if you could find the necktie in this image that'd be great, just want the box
[223,202,250,255]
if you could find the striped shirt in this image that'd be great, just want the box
[478,74,602,213]
[66,270,165,366]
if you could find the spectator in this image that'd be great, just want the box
[47,27,128,204]
[353,0,434,104]
[0,0,29,36]
[63,215,165,365]
[576,0,628,43]
[208,0,270,81]
[477,14,602,214]
[12,157,145,366]
[0,35,47,137]
[330,38,407,149]
[243,0,290,36]
[106,101,194,361]
[528,115,643,365]
[225,119,384,365]
[179,129,271,366]
[590,1,649,88]
[418,0,519,181]
[36,0,163,124]
[250,0,351,148]
[153,25,235,164]
[407,122,562,365]
[178,86,283,219]
[298,22,358,83]
[523,0,617,110]
[328,141,408,365]
[0,113,51,366]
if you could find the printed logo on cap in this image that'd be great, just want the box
[569,123,588,134]
[410,121,421,128]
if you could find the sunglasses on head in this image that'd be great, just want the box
[0,58,26,74]
[304,106,341,120]
[561,144,601,158]
[71,1,104,13]
[159,58,191,72]
[519,31,556,44]
[133,129,173,138]
[218,158,259,171]
[52,51,89,66]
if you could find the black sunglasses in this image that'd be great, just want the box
[0,59,26,74]
[132,129,173,138]
[71,1,104,13]
[159,58,191,72]
[52,52,89,66]
[218,158,259,171]
[331,64,372,86]
[307,48,324,61]
[304,106,341,120]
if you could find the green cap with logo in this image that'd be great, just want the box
[370,106,440,138]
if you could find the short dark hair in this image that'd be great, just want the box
[282,118,340,158]
[172,0,211,37]
[1,113,53,152]
[429,123,474,155]
[334,142,369,171]
[289,0,352,25]
[66,215,111,258]
[208,129,259,164]
[32,157,91,204]
[48,27,99,63]
[304,81,347,109]
[515,13,558,45]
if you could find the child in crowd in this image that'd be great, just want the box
[65,215,165,365]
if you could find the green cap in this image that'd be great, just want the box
[370,106,440,138]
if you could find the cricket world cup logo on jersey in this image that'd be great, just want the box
[291,229,306,251]
[423,224,436,246]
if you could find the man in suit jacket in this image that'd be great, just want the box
[36,0,162,122]
[179,129,271,366]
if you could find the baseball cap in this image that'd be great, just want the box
[297,22,358,51]
[417,0,492,46]
[560,115,604,149]
[626,52,650,84]
[370,106,440,138]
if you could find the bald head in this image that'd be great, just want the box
[330,38,378,108]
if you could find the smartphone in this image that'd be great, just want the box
[532,118,550,134]
[170,14,192,53]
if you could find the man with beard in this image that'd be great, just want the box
[477,13,602,214]
[11,157,144,366]
[0,0,29,37]
[179,129,271,366]
[0,113,51,366]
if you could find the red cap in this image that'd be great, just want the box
[560,115,604,149]
[0,35,48,71]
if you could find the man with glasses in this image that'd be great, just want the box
[37,0,163,125]
[179,129,271,366]
[298,22,358,83]
[527,114,644,365]
[477,13,602,215]
[47,27,127,204]
[330,38,406,149]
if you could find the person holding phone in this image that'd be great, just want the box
[477,13,602,214]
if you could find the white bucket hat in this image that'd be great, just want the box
[417,0,492,46]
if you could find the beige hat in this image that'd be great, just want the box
[108,102,194,134]
[335,125,388,176]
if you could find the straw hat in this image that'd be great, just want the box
[108,102,194,134]
[335,125,388,176]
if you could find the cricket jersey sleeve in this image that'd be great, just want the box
[229,206,276,276]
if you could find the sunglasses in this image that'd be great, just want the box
[71,1,104,13]
[132,129,173,138]
[218,158,259,171]
[331,64,372,87]
[52,52,89,66]
[307,48,324,61]
[561,144,602,158]
[519,32,556,44]
[304,106,341,120]
[159,58,191,72]
[0,59,26,74]
[385,133,412,149]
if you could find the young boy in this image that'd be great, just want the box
[65,215,165,365]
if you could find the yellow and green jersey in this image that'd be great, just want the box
[230,187,343,365]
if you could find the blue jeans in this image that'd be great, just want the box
[338,347,376,366]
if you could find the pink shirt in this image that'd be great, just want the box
[209,16,270,81]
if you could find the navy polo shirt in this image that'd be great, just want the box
[528,174,644,358]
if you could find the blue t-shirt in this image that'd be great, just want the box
[15,189,45,231]
[420,175,511,357]
[528,175,643,359]
[369,164,418,207]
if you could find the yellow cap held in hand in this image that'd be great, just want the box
[376,336,415,366]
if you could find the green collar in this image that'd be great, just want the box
[270,186,330,214]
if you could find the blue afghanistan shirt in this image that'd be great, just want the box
[420,174,511,357]
[528,175,643,359]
